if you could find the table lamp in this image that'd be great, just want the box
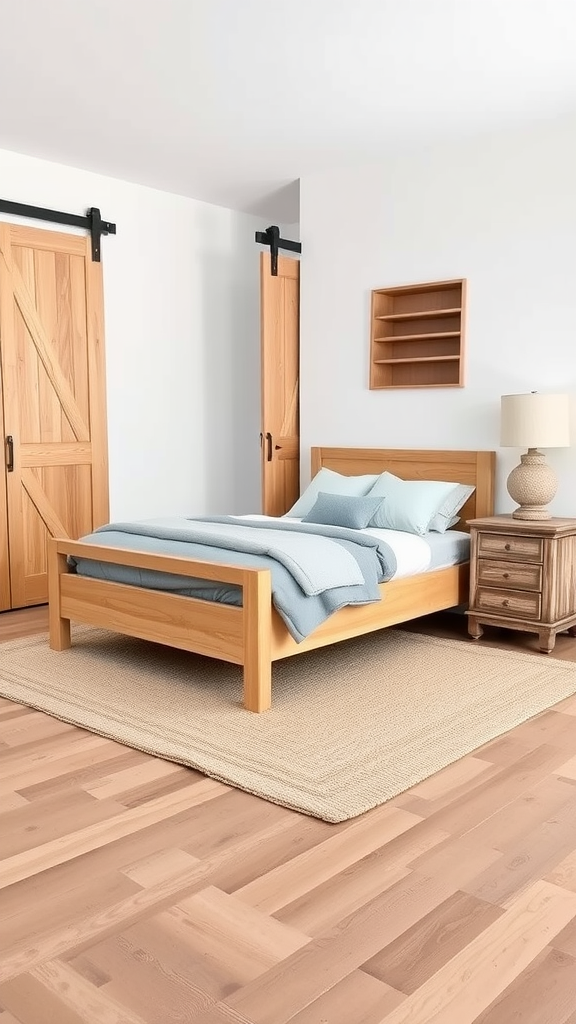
[500,392,570,520]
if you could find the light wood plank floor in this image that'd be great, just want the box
[1,606,576,1024]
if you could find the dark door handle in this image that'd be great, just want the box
[5,435,14,472]
[265,432,273,462]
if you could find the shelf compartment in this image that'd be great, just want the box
[375,307,461,321]
[380,359,461,388]
[374,355,460,365]
[369,278,466,390]
[374,314,461,341]
[373,330,460,343]
[376,380,462,389]
[374,284,462,318]
[377,336,460,362]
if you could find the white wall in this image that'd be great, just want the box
[0,147,266,519]
[299,117,576,514]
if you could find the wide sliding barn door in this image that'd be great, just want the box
[0,223,108,609]
[260,252,300,516]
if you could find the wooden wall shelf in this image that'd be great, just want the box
[369,279,466,390]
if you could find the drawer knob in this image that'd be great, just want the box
[503,572,510,580]
[502,599,509,607]
[504,543,511,551]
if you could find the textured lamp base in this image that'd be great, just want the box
[507,449,557,520]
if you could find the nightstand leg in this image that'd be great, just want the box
[468,617,484,640]
[567,626,576,638]
[538,628,556,654]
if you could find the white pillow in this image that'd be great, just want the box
[285,468,379,519]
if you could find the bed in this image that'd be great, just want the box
[48,447,496,712]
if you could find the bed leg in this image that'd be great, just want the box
[243,655,272,714]
[48,539,71,651]
[242,569,272,712]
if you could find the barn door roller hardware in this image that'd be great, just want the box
[255,224,301,276]
[0,198,116,262]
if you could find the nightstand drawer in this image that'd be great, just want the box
[477,559,542,591]
[477,533,543,562]
[475,586,541,620]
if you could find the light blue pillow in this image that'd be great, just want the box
[285,468,379,519]
[436,514,461,531]
[302,492,385,530]
[367,472,460,536]
[429,483,475,533]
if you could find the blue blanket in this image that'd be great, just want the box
[71,516,398,643]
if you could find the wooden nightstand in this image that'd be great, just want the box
[467,515,576,653]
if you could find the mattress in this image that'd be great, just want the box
[72,519,469,600]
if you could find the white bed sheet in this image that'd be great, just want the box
[238,516,469,580]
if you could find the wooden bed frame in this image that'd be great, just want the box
[48,448,495,712]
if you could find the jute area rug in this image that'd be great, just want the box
[2,626,575,822]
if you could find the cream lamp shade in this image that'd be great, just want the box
[500,392,571,520]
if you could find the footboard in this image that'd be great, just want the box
[47,538,273,712]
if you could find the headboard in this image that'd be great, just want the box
[310,447,495,529]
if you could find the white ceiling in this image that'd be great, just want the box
[1,0,576,221]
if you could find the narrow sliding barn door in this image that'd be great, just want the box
[0,223,108,608]
[260,252,300,516]
[0,330,10,610]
